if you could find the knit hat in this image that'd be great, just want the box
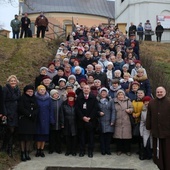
[48,62,55,68]
[79,78,87,84]
[131,81,140,87]
[122,64,129,69]
[37,85,46,91]
[68,75,76,81]
[134,60,141,65]
[99,87,109,94]
[24,85,34,93]
[40,67,48,72]
[107,62,113,66]
[116,89,125,96]
[66,82,74,88]
[142,96,152,102]
[42,75,51,80]
[50,89,59,97]
[58,78,66,83]
[67,91,76,98]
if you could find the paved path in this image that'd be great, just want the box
[13,150,158,170]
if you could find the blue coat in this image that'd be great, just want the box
[35,92,55,135]
[98,98,116,133]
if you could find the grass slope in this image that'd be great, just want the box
[0,37,56,89]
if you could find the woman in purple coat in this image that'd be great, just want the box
[35,85,55,158]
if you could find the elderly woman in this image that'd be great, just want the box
[60,91,77,156]
[35,85,55,158]
[18,85,38,161]
[114,90,133,156]
[98,87,116,155]
[49,89,63,154]
[2,75,21,157]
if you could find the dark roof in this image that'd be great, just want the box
[21,0,115,19]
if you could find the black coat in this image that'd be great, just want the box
[76,93,98,130]
[93,72,109,88]
[3,84,21,126]
[18,93,39,134]
[60,101,77,136]
[0,85,4,115]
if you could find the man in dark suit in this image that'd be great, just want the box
[76,85,99,158]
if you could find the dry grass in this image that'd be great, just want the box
[0,37,57,89]
[140,41,170,97]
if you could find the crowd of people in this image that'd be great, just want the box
[1,20,170,170]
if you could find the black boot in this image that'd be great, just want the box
[25,151,31,160]
[35,149,40,157]
[40,149,45,157]
[21,151,26,161]
[7,145,13,158]
[0,142,7,152]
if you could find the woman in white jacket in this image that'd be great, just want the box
[140,96,152,160]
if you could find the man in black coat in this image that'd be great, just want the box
[76,85,99,158]
[155,22,164,42]
[20,13,31,38]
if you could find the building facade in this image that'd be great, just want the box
[115,0,170,41]
[19,0,115,39]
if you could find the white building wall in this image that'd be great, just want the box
[115,0,170,41]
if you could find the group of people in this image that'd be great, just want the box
[1,21,170,170]
[129,20,164,42]
[10,12,48,39]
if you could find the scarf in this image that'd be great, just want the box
[67,100,75,107]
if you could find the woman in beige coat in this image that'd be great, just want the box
[114,90,133,156]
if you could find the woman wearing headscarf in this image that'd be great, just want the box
[18,85,38,161]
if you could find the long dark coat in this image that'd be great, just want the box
[35,92,55,135]
[98,98,116,133]
[18,93,39,134]
[0,85,4,115]
[76,93,98,130]
[60,101,77,136]
[50,97,63,130]
[146,96,170,170]
[3,84,21,126]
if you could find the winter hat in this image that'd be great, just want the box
[116,89,125,96]
[107,62,113,66]
[142,96,152,102]
[66,82,74,88]
[48,62,55,68]
[134,60,141,65]
[122,64,129,69]
[24,85,34,93]
[40,67,48,72]
[58,78,66,83]
[42,75,51,80]
[131,81,140,87]
[67,91,76,98]
[50,89,59,97]
[37,85,46,91]
[99,87,109,94]
[79,78,87,84]
[68,75,76,81]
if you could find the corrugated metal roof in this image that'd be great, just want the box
[21,0,115,18]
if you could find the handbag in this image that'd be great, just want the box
[133,122,140,136]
